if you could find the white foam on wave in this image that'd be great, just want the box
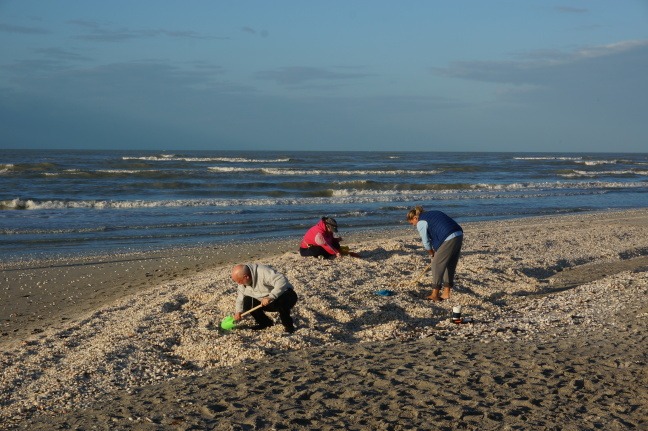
[124,156,290,163]
[560,170,648,178]
[514,157,583,161]
[0,164,14,175]
[330,188,456,197]
[97,169,148,174]
[473,180,646,190]
[574,160,621,166]
[331,180,646,196]
[207,166,258,173]
[2,226,108,235]
[42,170,153,177]
[4,180,645,212]
[1,198,38,210]
[214,157,291,163]
[208,167,440,175]
[515,157,642,166]
[43,169,82,176]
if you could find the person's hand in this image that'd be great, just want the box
[427,249,435,257]
[261,297,273,307]
[233,312,242,321]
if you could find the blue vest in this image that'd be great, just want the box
[419,211,462,251]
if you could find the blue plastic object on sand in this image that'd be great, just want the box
[373,289,395,296]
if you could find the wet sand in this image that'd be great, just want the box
[1,209,647,430]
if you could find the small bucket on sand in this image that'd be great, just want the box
[451,306,462,322]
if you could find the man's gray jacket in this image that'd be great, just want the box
[235,264,294,313]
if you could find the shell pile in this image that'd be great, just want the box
[1,210,648,427]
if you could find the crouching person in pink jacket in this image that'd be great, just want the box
[299,216,342,259]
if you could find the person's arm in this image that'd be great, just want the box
[233,286,245,320]
[416,220,433,252]
[314,232,341,256]
[235,286,245,313]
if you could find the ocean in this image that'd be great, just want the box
[1,149,647,262]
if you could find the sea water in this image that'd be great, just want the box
[1,149,647,261]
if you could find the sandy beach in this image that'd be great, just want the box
[1,209,647,430]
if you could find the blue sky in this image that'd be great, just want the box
[1,1,647,152]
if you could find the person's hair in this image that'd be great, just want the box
[406,205,425,221]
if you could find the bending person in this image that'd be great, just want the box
[406,205,463,301]
[231,264,298,333]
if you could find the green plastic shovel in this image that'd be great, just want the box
[221,303,264,330]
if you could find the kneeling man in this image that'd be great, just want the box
[231,264,298,333]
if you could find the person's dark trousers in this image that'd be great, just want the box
[243,289,298,331]
[299,246,335,259]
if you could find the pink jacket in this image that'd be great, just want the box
[300,220,339,255]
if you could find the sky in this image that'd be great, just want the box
[1,1,647,153]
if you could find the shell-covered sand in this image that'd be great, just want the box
[2,210,647,430]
